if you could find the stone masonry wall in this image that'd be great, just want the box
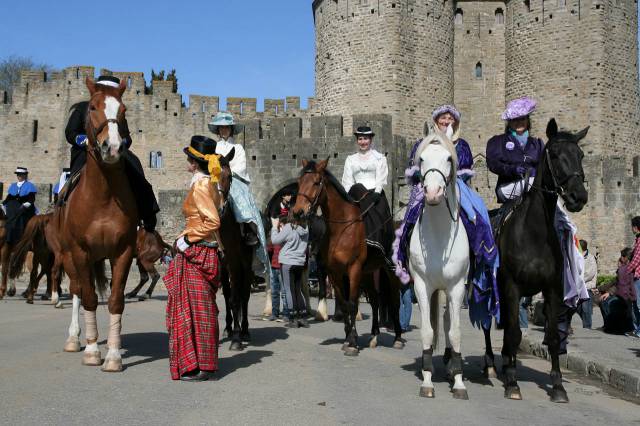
[453,1,506,157]
[313,0,454,141]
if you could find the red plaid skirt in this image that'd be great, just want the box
[164,245,220,380]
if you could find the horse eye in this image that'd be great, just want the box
[90,106,96,111]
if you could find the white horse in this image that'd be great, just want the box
[408,133,471,400]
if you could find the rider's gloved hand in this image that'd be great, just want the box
[175,236,191,253]
[75,135,88,147]
[515,165,527,176]
[22,202,31,209]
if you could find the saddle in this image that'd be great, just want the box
[55,170,83,207]
[489,197,522,242]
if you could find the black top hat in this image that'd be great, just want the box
[184,135,217,162]
[354,126,375,137]
[96,75,121,88]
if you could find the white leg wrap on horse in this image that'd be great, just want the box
[85,310,98,342]
[316,298,328,321]
[68,295,81,337]
[51,291,59,305]
[453,374,465,390]
[422,370,434,388]
[107,314,122,349]
[85,342,99,352]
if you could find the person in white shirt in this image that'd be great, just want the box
[208,112,268,271]
[342,126,394,326]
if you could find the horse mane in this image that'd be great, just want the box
[301,161,356,204]
[413,131,459,179]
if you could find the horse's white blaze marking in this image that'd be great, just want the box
[68,294,80,338]
[104,96,122,156]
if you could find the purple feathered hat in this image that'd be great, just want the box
[501,97,537,121]
[431,105,461,122]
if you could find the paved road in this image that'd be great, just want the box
[0,286,638,426]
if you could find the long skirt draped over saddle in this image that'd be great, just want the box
[347,184,394,259]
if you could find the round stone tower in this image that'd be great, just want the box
[313,0,456,139]
[504,0,639,157]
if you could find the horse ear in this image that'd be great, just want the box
[575,126,590,143]
[302,159,309,168]
[86,77,96,95]
[225,147,236,163]
[546,118,558,140]
[318,158,329,171]
[118,79,127,97]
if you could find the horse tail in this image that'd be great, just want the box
[430,290,441,351]
[93,260,109,298]
[155,231,176,257]
[9,216,45,279]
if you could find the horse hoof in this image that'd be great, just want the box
[341,342,350,351]
[82,351,103,366]
[26,299,33,305]
[21,290,28,299]
[452,389,469,400]
[7,288,16,297]
[419,387,435,398]
[315,312,328,322]
[240,333,251,343]
[369,336,378,349]
[223,329,232,340]
[343,347,359,356]
[393,340,405,350]
[101,358,123,372]
[63,337,81,353]
[229,341,243,352]
[125,292,137,299]
[550,388,569,403]
[54,301,64,309]
[484,367,498,379]
[504,386,522,400]
[137,294,149,302]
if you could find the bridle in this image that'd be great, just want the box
[297,171,325,217]
[532,146,585,198]
[86,99,127,161]
[420,166,459,222]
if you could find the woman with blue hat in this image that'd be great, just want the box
[209,112,269,270]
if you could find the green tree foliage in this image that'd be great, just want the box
[146,69,178,94]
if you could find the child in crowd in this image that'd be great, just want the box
[271,215,310,328]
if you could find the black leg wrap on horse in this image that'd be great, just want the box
[422,348,434,372]
[443,347,452,367]
[446,351,463,377]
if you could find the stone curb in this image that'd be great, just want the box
[520,335,640,399]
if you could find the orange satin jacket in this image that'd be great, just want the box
[180,175,220,244]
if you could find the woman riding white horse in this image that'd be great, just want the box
[408,132,470,400]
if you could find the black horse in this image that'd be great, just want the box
[215,150,255,351]
[483,119,589,403]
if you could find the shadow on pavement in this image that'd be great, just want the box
[121,332,168,370]
[217,350,274,380]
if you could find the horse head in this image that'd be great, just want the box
[416,133,458,206]
[84,77,128,165]
[217,148,235,203]
[543,118,589,212]
[292,158,329,220]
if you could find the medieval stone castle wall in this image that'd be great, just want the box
[1,1,639,271]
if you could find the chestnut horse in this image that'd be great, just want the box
[52,77,137,372]
[9,213,63,306]
[125,229,174,301]
[292,159,403,356]
[213,149,256,351]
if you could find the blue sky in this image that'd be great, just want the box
[1,2,639,111]
[0,0,315,110]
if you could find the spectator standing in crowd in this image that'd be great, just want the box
[625,216,640,338]
[267,190,294,322]
[569,240,598,329]
[271,215,310,328]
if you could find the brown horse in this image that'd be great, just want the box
[212,149,256,351]
[0,208,18,298]
[9,213,62,305]
[292,159,403,355]
[125,229,174,301]
[51,77,137,372]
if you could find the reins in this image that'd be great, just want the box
[420,167,460,222]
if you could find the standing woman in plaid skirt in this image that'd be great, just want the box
[164,135,223,382]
